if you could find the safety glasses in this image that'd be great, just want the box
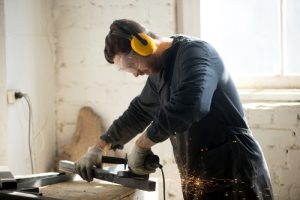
[114,51,142,75]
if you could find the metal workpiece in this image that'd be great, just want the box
[15,172,74,190]
[1,166,74,200]
[58,160,77,174]
[1,166,73,191]
[0,166,17,190]
[58,160,156,191]
[0,190,60,200]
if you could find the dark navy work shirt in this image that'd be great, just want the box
[101,35,248,149]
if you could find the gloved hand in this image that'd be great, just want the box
[128,143,156,175]
[75,145,103,182]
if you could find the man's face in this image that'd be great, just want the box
[113,51,159,77]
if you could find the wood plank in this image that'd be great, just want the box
[40,177,137,200]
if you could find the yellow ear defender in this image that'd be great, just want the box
[131,33,156,56]
[111,21,157,56]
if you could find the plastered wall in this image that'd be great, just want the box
[0,0,7,165]
[4,0,56,174]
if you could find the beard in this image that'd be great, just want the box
[143,54,163,74]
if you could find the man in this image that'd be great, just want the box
[76,19,274,199]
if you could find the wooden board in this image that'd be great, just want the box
[40,177,137,200]
[54,106,119,170]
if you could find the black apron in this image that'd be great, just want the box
[170,126,274,200]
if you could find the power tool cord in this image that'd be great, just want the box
[158,164,166,200]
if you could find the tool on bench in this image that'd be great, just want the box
[58,154,162,192]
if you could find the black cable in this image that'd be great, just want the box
[159,164,166,200]
[16,92,34,174]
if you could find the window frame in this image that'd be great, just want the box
[176,0,300,91]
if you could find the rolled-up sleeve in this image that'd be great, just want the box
[147,44,219,143]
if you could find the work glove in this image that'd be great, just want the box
[128,143,156,175]
[75,145,103,182]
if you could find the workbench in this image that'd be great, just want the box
[40,175,158,200]
[0,167,158,200]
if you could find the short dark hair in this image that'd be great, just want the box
[104,19,159,64]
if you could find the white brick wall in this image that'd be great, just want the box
[245,103,300,200]
[53,0,176,148]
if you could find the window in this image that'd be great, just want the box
[177,0,300,89]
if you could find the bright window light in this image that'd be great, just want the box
[200,0,300,78]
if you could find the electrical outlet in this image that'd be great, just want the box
[7,90,16,104]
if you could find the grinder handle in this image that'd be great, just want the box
[144,154,161,171]
[101,156,127,165]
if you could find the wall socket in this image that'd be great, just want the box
[7,90,17,104]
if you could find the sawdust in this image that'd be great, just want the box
[53,106,117,170]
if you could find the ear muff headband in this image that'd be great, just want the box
[111,30,131,40]
[114,22,148,45]
[112,21,156,56]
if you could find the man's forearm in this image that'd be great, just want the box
[97,129,156,150]
[96,138,109,149]
[136,131,156,149]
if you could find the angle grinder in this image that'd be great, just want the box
[117,154,161,179]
